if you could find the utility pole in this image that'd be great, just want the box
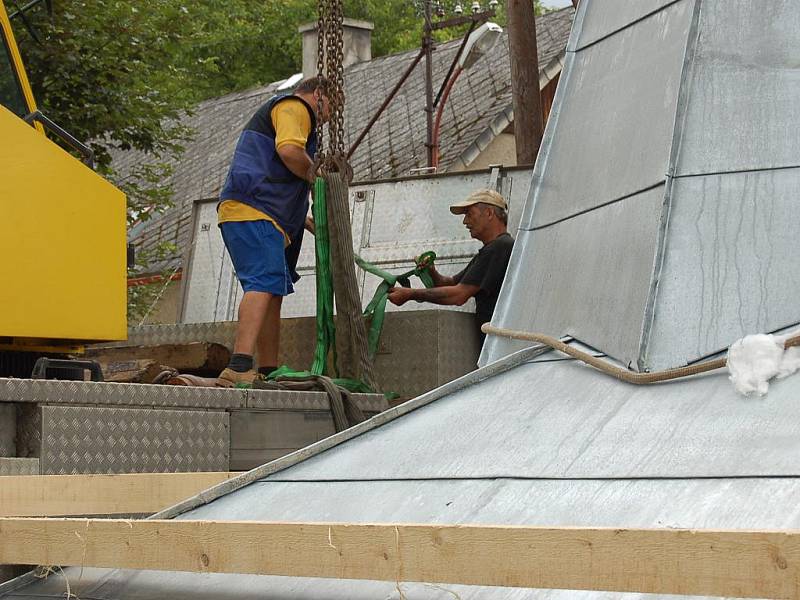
[507,0,544,164]
[423,0,435,168]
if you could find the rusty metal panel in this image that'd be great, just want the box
[38,406,229,474]
[673,0,800,176]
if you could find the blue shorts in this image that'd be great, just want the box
[219,220,299,296]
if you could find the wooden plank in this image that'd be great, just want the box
[0,520,798,598]
[100,359,164,383]
[86,342,230,375]
[0,473,235,517]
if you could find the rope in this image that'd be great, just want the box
[254,369,366,432]
[326,173,378,390]
[481,324,800,385]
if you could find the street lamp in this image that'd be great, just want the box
[431,21,503,168]
[346,0,501,166]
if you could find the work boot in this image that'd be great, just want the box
[217,368,262,388]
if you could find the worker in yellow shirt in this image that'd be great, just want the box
[216,77,330,386]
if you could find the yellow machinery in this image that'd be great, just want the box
[0,1,126,365]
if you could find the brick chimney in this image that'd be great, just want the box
[298,18,374,77]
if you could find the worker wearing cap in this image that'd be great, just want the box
[216,77,330,386]
[387,189,514,340]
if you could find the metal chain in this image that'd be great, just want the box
[315,0,327,161]
[315,0,347,173]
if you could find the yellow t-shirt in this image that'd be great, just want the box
[217,98,312,241]
[272,98,312,151]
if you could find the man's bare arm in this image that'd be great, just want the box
[388,283,478,307]
[428,265,456,287]
[411,284,477,305]
[277,145,314,183]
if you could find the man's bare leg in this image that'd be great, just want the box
[256,295,283,372]
[233,291,273,356]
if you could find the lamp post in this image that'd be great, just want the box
[346,0,501,167]
[420,0,499,169]
[431,21,503,168]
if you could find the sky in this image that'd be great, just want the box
[542,0,573,8]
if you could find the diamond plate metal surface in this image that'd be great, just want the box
[110,312,478,398]
[229,403,386,471]
[15,403,39,458]
[121,321,238,348]
[436,311,482,385]
[0,378,247,410]
[246,390,387,413]
[374,310,480,398]
[0,457,38,476]
[39,406,229,474]
[0,404,14,457]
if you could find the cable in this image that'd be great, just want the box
[481,324,800,385]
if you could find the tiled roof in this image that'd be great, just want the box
[124,7,574,273]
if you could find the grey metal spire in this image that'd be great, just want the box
[483,0,800,372]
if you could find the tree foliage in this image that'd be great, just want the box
[12,0,547,319]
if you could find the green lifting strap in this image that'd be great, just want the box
[270,177,373,395]
[310,176,337,376]
[355,250,437,358]
[269,177,433,396]
[267,365,374,394]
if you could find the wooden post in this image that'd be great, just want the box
[507,0,544,164]
[1,520,799,598]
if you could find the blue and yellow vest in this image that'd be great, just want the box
[219,94,318,240]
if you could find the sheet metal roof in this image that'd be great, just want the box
[3,343,800,599]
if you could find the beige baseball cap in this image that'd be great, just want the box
[449,189,508,215]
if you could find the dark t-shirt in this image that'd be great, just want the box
[453,232,514,329]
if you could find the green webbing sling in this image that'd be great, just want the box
[268,177,435,394]
[267,177,371,394]
[310,177,337,376]
[355,250,437,358]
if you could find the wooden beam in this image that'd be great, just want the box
[85,342,231,375]
[0,473,235,517]
[0,520,798,598]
